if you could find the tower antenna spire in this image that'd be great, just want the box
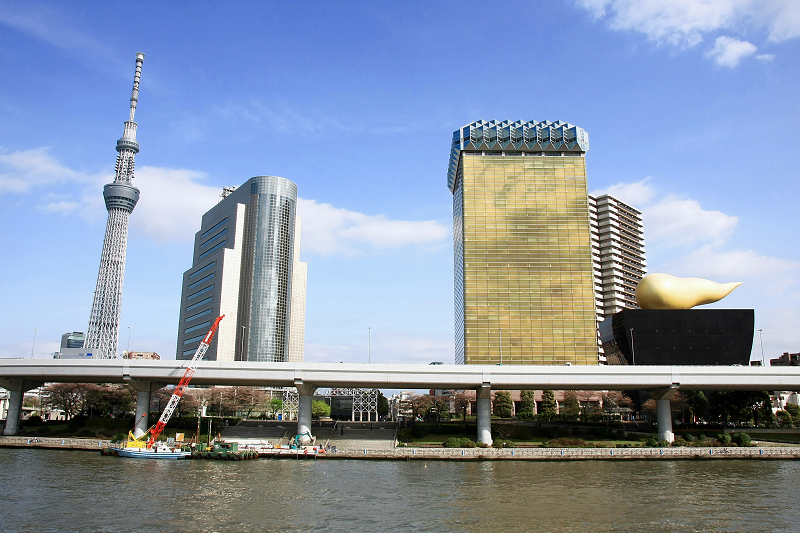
[129,53,144,122]
[84,53,146,359]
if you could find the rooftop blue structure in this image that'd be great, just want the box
[447,120,589,192]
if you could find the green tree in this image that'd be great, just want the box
[776,410,793,428]
[312,400,331,418]
[269,398,283,419]
[430,394,451,426]
[540,390,558,417]
[377,391,389,419]
[709,391,774,426]
[493,391,513,418]
[784,403,800,427]
[518,390,536,418]
[561,390,581,420]
[685,390,708,422]
[453,392,471,425]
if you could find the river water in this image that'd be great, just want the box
[1,449,799,532]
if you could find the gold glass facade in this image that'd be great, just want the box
[454,153,598,365]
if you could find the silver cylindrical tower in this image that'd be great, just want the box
[84,53,145,359]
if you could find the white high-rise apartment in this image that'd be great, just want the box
[588,194,647,318]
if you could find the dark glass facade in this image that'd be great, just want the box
[600,309,755,366]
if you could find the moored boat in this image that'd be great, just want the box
[110,444,191,459]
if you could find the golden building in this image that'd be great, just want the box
[448,120,598,365]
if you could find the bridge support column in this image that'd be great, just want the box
[295,381,316,444]
[126,380,157,439]
[0,379,43,436]
[476,383,492,446]
[651,384,679,444]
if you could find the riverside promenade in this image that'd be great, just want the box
[2,437,799,461]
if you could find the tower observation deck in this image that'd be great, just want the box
[84,53,145,359]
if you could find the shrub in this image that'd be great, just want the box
[698,433,706,441]
[683,434,695,442]
[411,425,428,438]
[672,438,687,447]
[443,437,462,448]
[76,429,94,438]
[645,436,659,447]
[718,433,732,445]
[731,433,752,447]
[547,437,588,447]
[26,416,42,426]
[397,429,412,441]
[513,426,534,441]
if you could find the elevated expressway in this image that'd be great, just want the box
[2,360,799,444]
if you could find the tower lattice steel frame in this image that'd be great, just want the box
[85,53,145,359]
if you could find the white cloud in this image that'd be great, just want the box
[591,177,656,206]
[0,147,101,192]
[297,198,449,255]
[42,200,80,214]
[129,166,220,243]
[592,178,738,246]
[668,244,799,280]
[756,53,776,61]
[644,195,738,246]
[577,0,800,60]
[706,36,757,66]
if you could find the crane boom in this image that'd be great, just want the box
[147,315,224,447]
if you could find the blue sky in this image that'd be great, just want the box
[1,0,798,364]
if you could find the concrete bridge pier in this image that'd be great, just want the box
[476,383,493,446]
[127,380,157,439]
[0,379,43,436]
[652,384,679,444]
[295,380,316,444]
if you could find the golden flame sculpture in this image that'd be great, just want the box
[635,273,742,310]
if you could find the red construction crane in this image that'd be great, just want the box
[146,315,224,447]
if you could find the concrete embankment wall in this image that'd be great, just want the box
[279,446,800,461]
[0,436,112,451]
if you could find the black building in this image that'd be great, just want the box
[600,309,754,366]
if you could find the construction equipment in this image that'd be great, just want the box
[143,315,224,447]
[289,432,314,449]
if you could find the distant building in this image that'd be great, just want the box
[448,120,597,365]
[589,194,647,318]
[54,332,93,359]
[60,332,85,349]
[122,351,161,360]
[176,176,305,362]
[771,352,800,366]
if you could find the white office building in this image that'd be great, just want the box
[176,176,307,362]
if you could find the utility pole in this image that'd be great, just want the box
[127,326,132,354]
[499,328,503,365]
[31,328,38,359]
[758,329,765,366]
[629,328,636,366]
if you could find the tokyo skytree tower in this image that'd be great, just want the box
[84,53,145,359]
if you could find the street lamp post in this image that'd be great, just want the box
[31,328,38,359]
[629,328,636,366]
[499,328,503,365]
[127,326,132,355]
[758,329,765,366]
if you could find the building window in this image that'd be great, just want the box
[186,297,213,312]
[200,228,228,249]
[183,334,206,345]
[199,240,226,259]
[184,321,212,335]
[187,284,214,301]
[185,308,212,322]
[189,261,216,279]
[201,217,228,239]
[188,273,215,290]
